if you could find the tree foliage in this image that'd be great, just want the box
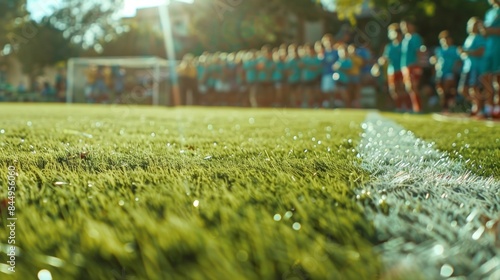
[0,0,29,55]
[321,0,490,47]
[47,0,125,49]
[14,19,79,77]
[85,23,165,57]
[190,0,324,52]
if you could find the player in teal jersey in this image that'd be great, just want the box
[256,46,275,107]
[300,44,322,108]
[243,50,259,107]
[272,48,286,107]
[400,19,425,112]
[285,44,302,107]
[458,17,486,116]
[430,30,461,111]
[333,44,353,108]
[479,0,500,118]
[373,23,409,111]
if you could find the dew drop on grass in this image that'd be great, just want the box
[284,211,293,219]
[207,124,213,130]
[236,250,248,262]
[53,182,68,186]
[433,244,444,255]
[248,118,255,124]
[204,155,212,160]
[193,200,200,207]
[135,197,139,202]
[472,226,485,240]
[440,264,454,277]
[0,129,4,134]
[124,243,135,253]
[27,121,32,126]
[118,200,125,206]
[150,132,156,137]
[292,223,301,231]
[38,269,52,280]
[273,214,282,221]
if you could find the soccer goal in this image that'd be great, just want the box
[66,57,178,106]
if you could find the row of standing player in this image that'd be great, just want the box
[177,37,373,108]
[373,0,500,118]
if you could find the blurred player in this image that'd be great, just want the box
[372,23,409,111]
[400,19,425,112]
[284,44,302,107]
[319,34,338,108]
[458,17,486,117]
[347,44,364,108]
[299,44,322,108]
[430,31,461,112]
[332,44,353,108]
[271,48,286,107]
[243,50,259,107]
[256,46,275,107]
[479,0,500,118]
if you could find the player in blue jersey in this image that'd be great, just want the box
[400,19,425,112]
[479,0,500,118]
[319,34,339,108]
[373,23,409,111]
[256,46,275,107]
[430,30,461,111]
[332,44,353,108]
[458,17,486,116]
[285,44,302,107]
[243,50,259,107]
[300,44,322,108]
[272,48,286,107]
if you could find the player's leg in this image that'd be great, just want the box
[493,74,500,118]
[405,66,423,113]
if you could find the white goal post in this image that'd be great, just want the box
[66,57,177,106]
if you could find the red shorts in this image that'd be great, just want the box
[403,66,423,84]
[387,71,403,87]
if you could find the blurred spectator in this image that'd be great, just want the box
[178,53,198,105]
[458,17,486,117]
[55,68,66,102]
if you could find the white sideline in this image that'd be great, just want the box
[358,112,500,279]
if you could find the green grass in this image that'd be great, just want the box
[0,104,381,280]
[1,105,499,280]
[384,113,500,179]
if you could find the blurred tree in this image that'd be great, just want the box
[320,0,490,47]
[84,23,165,57]
[14,19,79,89]
[48,0,125,50]
[190,0,324,52]
[0,0,28,56]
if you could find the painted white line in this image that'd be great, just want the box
[358,112,500,279]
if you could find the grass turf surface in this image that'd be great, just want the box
[0,104,498,280]
[383,113,500,180]
[0,104,380,280]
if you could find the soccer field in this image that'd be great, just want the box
[0,104,499,280]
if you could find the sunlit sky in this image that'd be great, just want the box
[27,0,172,20]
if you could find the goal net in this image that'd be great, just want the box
[66,57,178,106]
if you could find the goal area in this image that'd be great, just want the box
[66,57,178,106]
